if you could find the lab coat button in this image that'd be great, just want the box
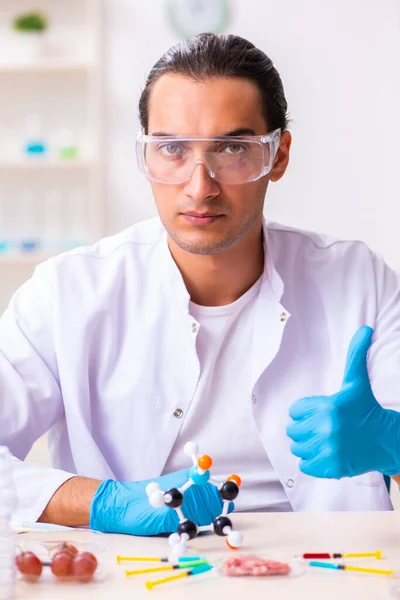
[286,478,295,488]
[173,408,184,418]
[252,394,257,404]
[191,323,198,333]
[280,312,288,322]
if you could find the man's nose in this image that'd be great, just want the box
[183,162,220,201]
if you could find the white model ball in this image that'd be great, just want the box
[171,541,187,558]
[168,533,181,547]
[146,482,161,496]
[148,490,165,508]
[227,530,244,549]
[184,441,199,457]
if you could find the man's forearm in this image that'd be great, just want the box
[38,476,102,526]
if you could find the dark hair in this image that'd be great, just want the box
[139,32,289,134]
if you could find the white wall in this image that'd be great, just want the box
[105,0,400,267]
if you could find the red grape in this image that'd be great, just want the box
[79,552,97,569]
[71,552,97,583]
[66,544,78,557]
[16,551,42,582]
[57,542,78,557]
[51,550,73,578]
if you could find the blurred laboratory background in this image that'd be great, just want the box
[0,0,399,319]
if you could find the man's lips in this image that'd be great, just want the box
[181,212,224,225]
[183,212,223,218]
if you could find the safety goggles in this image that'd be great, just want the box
[135,129,281,185]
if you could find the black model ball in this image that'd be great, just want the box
[219,481,239,501]
[177,519,198,540]
[164,488,184,508]
[213,516,232,536]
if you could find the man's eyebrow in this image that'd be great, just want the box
[149,128,257,137]
[150,132,175,137]
[219,128,257,137]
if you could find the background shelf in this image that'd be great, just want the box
[0,251,57,265]
[0,60,95,74]
[0,159,96,170]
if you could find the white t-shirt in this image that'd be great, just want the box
[163,276,292,512]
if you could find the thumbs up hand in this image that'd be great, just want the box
[286,326,400,479]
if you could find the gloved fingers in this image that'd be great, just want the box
[289,396,323,421]
[201,483,235,518]
[290,438,320,460]
[286,412,324,441]
[158,494,233,534]
[127,502,179,536]
[157,505,180,535]
[298,455,338,479]
[342,325,373,388]
[182,482,226,526]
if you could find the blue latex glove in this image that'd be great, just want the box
[286,326,400,479]
[90,468,233,536]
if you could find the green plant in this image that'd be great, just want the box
[12,12,49,33]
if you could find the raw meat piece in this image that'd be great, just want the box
[223,554,291,577]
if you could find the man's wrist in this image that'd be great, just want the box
[89,479,112,532]
[39,476,102,527]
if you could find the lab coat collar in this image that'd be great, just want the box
[159,217,286,311]
[262,217,285,302]
[250,219,291,390]
[158,229,191,313]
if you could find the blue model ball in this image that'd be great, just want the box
[189,465,210,485]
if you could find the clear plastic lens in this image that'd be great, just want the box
[136,131,280,185]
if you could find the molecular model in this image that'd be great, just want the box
[146,442,244,557]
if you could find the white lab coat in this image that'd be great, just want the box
[0,218,398,521]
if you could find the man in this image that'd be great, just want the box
[1,33,400,536]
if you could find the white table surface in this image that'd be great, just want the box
[13,511,400,599]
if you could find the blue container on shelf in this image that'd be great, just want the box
[25,141,47,155]
[23,114,47,157]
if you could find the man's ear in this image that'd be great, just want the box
[270,130,292,182]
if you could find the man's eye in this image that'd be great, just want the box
[159,144,183,157]
[222,144,246,155]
